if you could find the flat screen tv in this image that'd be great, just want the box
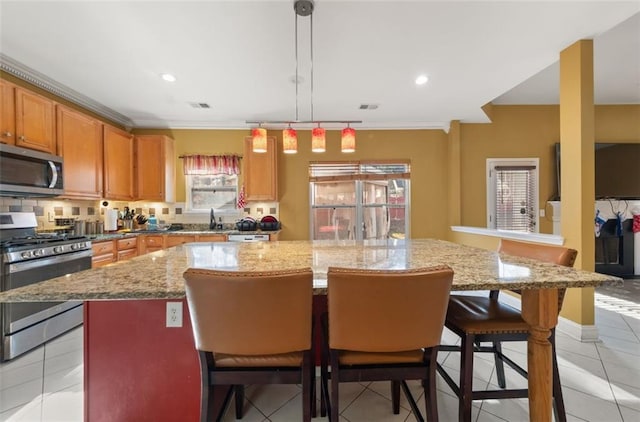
[554,142,640,200]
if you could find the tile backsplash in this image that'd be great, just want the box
[0,198,279,230]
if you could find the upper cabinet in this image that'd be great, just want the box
[0,80,16,145]
[56,105,103,199]
[135,135,175,202]
[14,86,56,154]
[103,124,135,200]
[243,136,278,201]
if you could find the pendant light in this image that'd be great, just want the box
[311,125,325,152]
[283,126,298,154]
[341,125,356,153]
[246,1,361,153]
[252,127,267,153]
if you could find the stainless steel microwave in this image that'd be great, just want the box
[0,143,64,197]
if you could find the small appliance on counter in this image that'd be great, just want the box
[236,217,257,231]
[259,215,280,231]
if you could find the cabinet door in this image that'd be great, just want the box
[135,135,175,202]
[0,80,16,145]
[165,235,196,248]
[56,106,103,198]
[15,87,56,154]
[196,234,226,242]
[244,136,277,201]
[92,254,116,268]
[103,125,134,200]
[117,248,138,261]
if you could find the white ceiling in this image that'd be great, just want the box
[1,1,639,131]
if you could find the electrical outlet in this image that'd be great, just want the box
[48,212,54,222]
[539,209,546,217]
[166,302,183,328]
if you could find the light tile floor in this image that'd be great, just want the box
[1,280,639,422]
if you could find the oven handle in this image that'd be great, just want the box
[8,249,92,274]
[48,160,58,188]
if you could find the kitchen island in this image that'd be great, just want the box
[0,239,621,422]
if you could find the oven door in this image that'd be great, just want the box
[1,249,91,335]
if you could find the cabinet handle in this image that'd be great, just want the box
[18,135,25,141]
[2,131,12,138]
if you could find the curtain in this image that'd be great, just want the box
[182,155,241,175]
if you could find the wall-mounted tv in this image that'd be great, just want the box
[554,142,640,200]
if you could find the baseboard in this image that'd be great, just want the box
[498,292,600,342]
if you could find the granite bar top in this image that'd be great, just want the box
[0,239,622,302]
[88,230,279,241]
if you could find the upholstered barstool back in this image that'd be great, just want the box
[328,266,453,353]
[322,265,454,422]
[183,267,315,422]
[185,268,313,356]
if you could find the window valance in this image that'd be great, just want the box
[181,154,242,175]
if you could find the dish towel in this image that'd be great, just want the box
[633,213,640,234]
[237,185,246,210]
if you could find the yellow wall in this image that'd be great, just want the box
[459,105,640,233]
[134,128,450,240]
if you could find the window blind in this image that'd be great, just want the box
[492,166,536,233]
[309,161,410,182]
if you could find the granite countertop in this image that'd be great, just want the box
[88,229,280,241]
[0,239,622,302]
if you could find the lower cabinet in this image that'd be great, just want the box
[165,235,196,248]
[91,236,138,268]
[116,237,138,261]
[91,240,115,268]
[140,235,164,254]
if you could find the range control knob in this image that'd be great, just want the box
[53,246,64,253]
[70,243,78,250]
[21,251,32,259]
[34,249,46,257]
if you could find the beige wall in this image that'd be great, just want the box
[459,105,640,234]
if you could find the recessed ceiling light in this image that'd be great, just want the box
[415,74,429,86]
[161,73,177,82]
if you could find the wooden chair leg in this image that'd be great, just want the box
[425,348,439,422]
[391,380,401,414]
[459,335,475,422]
[551,333,567,422]
[303,351,312,422]
[492,341,506,388]
[330,351,340,422]
[234,385,244,419]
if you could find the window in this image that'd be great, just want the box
[186,174,238,212]
[487,158,539,233]
[309,161,410,240]
[181,154,241,213]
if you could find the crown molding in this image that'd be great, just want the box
[0,54,134,129]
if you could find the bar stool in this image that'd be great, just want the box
[321,265,454,422]
[183,267,315,422]
[436,239,577,422]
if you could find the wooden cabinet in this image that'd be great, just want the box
[196,234,226,242]
[244,136,277,201]
[116,237,138,261]
[103,125,135,200]
[92,240,115,268]
[165,235,196,248]
[0,80,16,145]
[14,87,56,154]
[140,235,164,254]
[135,135,175,202]
[56,105,103,198]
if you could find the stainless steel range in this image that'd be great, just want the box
[0,212,91,361]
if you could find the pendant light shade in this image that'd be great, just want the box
[283,128,298,154]
[341,127,356,153]
[311,127,326,153]
[252,128,267,153]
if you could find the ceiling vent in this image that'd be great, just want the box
[189,102,211,109]
[359,104,379,110]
